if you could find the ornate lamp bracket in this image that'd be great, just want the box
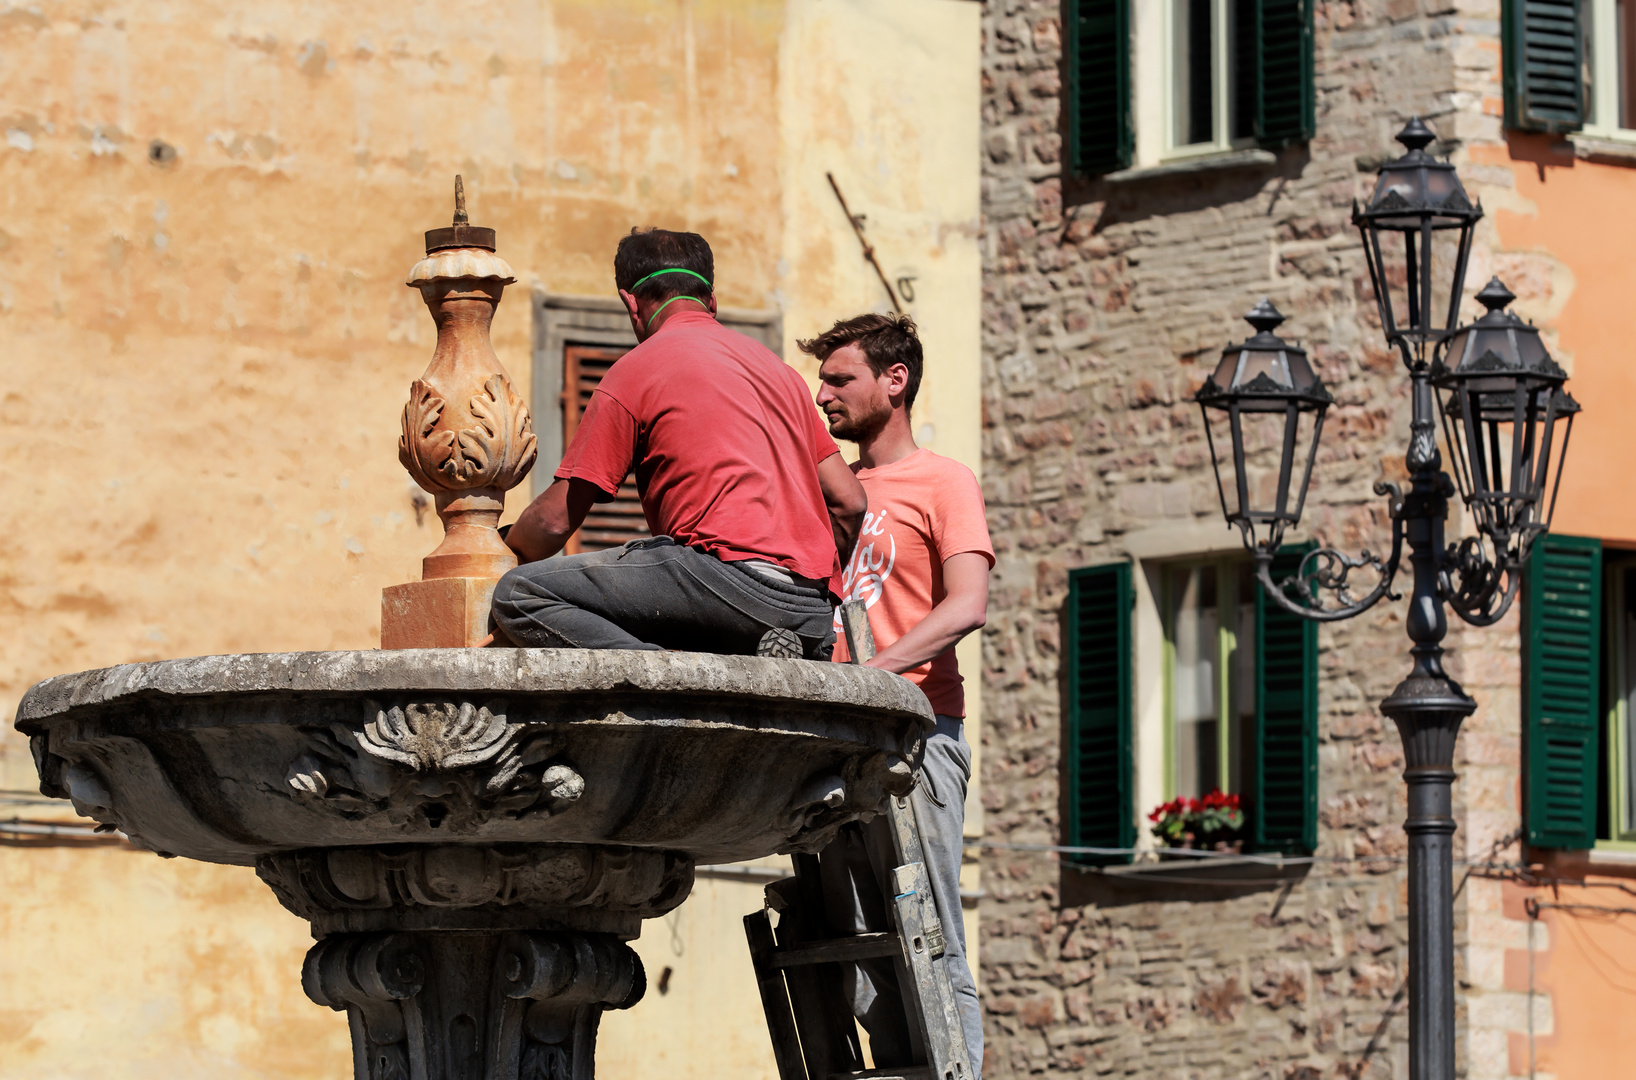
[1250,480,1407,623]
[1437,534,1522,627]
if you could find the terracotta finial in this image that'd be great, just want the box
[382,179,536,649]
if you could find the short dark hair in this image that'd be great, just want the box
[614,228,715,303]
[798,312,924,411]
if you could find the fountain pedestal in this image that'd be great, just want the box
[17,649,929,1078]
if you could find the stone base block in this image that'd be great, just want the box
[381,577,499,649]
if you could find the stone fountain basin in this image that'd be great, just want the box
[16,649,931,868]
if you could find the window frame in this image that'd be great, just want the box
[1159,555,1254,800]
[1603,552,1636,846]
[1062,540,1319,859]
[1160,0,1258,162]
[1584,0,1636,142]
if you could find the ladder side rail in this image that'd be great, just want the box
[902,798,971,1080]
[780,854,867,1078]
[745,909,812,1080]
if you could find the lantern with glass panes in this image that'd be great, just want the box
[1190,116,1580,1080]
[1433,277,1579,619]
[1353,116,1482,369]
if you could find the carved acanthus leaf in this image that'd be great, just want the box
[397,380,455,494]
[397,375,536,495]
[457,374,538,489]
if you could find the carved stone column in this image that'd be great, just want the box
[384,177,537,648]
[260,843,689,1080]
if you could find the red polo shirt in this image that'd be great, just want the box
[554,310,841,580]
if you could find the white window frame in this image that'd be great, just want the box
[1159,555,1254,801]
[1126,523,1281,849]
[1584,0,1636,142]
[1132,0,1257,169]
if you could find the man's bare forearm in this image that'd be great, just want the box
[864,551,990,674]
[817,451,868,568]
[831,507,864,566]
[505,478,598,564]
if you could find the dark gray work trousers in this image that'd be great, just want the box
[491,536,836,659]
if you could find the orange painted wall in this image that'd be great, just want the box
[1485,137,1636,1079]
[1478,135,1636,545]
[1503,877,1636,1079]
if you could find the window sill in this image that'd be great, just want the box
[1529,845,1636,881]
[1081,852,1311,886]
[1569,132,1636,165]
[1102,148,1277,184]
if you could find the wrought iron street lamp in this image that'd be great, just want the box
[1198,299,1333,553]
[1194,118,1579,1080]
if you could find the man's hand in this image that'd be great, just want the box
[864,551,989,674]
[817,451,868,565]
[505,478,601,563]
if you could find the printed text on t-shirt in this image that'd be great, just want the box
[836,509,896,625]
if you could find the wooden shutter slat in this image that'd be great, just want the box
[1503,0,1585,134]
[1066,563,1134,865]
[1523,533,1602,850]
[561,344,650,555]
[1253,0,1316,147]
[1252,542,1319,854]
[1065,0,1132,176]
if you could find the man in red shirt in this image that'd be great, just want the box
[493,228,866,658]
[802,313,992,1075]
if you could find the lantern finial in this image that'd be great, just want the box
[1245,299,1286,336]
[1474,277,1515,314]
[1395,116,1436,154]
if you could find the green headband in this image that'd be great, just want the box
[629,267,714,292]
[645,293,707,331]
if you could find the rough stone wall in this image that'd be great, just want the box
[976,2,1523,1077]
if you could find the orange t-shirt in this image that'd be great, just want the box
[832,449,994,717]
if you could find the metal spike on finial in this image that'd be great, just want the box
[453,175,468,225]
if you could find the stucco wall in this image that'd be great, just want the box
[0,2,981,1077]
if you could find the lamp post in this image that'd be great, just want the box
[1194,119,1578,1080]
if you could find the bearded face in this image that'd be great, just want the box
[817,344,894,443]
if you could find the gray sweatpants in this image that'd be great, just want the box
[818,716,982,1078]
[491,536,835,658]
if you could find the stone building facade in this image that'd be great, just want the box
[974,3,1557,1077]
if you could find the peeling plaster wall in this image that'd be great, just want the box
[0,2,981,1077]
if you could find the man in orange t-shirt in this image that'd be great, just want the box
[801,313,992,1076]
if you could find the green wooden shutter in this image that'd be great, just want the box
[1065,0,1132,176]
[1066,563,1134,865]
[1503,0,1586,134]
[1523,534,1602,849]
[1252,542,1319,853]
[1253,0,1316,146]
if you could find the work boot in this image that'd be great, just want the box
[755,627,802,659]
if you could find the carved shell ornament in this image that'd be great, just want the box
[283,700,585,828]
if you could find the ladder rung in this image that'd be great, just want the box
[827,1069,933,1080]
[770,932,900,968]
